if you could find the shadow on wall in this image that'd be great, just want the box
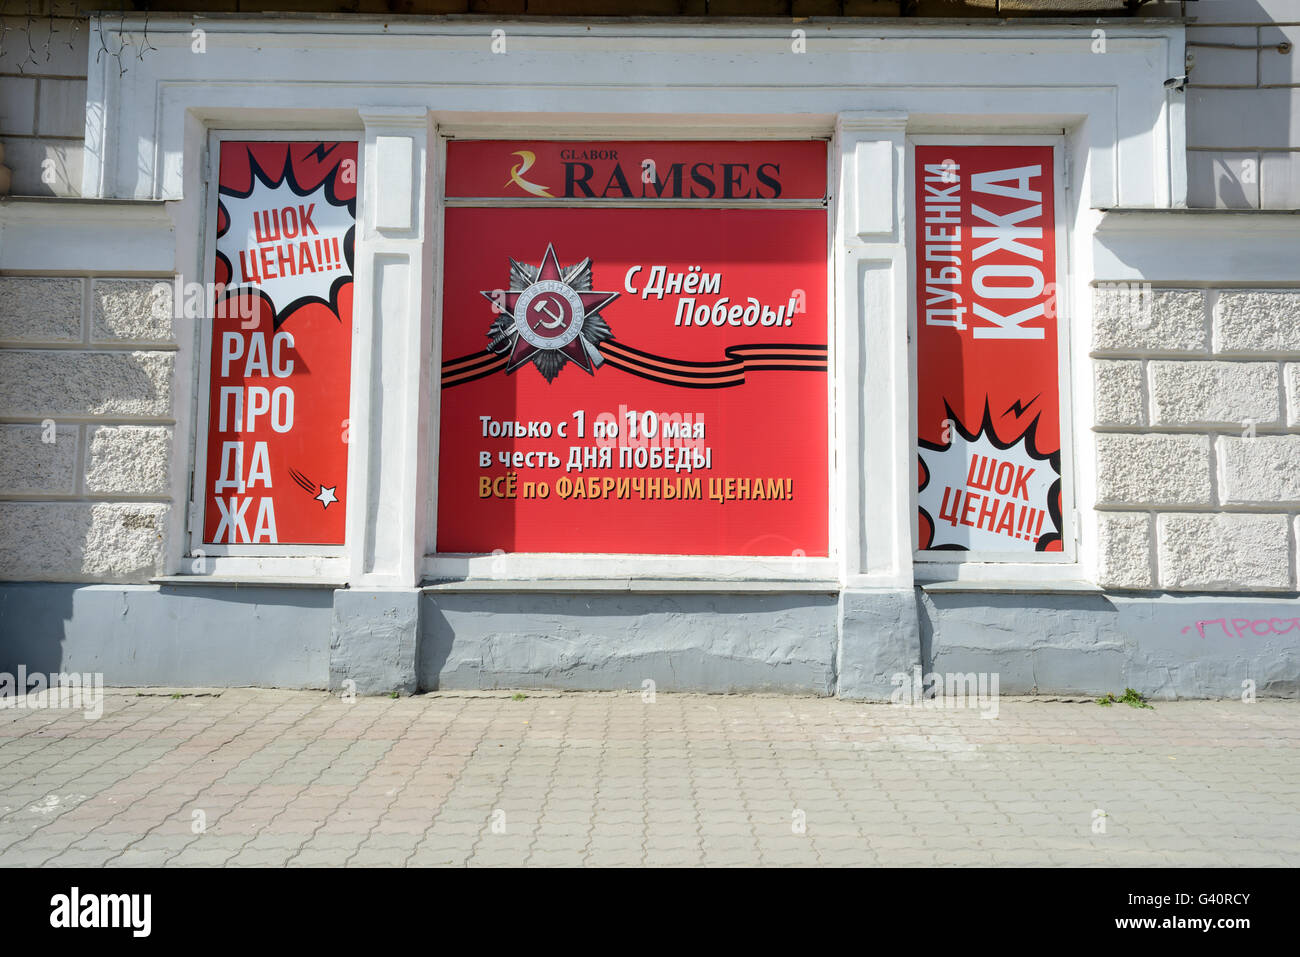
[0,583,73,677]
[1205,156,1253,208]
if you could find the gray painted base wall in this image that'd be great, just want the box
[0,582,333,689]
[922,592,1300,699]
[331,589,419,696]
[1,582,1297,699]
[838,589,921,700]
[421,592,841,695]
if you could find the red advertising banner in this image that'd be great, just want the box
[200,141,357,546]
[437,141,828,557]
[914,145,1063,554]
[445,140,827,201]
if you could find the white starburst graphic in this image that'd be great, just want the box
[216,175,353,321]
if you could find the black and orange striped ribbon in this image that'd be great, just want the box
[441,349,508,388]
[441,341,827,389]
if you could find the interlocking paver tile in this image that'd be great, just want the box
[1,690,1298,867]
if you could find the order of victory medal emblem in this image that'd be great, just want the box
[481,242,620,382]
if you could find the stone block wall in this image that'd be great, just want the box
[0,7,86,196]
[1187,0,1300,209]
[0,276,176,581]
[1093,284,1300,592]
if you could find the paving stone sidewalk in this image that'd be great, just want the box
[0,689,1297,867]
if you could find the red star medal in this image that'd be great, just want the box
[481,243,620,382]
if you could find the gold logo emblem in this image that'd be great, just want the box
[505,150,553,198]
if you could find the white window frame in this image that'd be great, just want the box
[423,124,839,584]
[184,129,362,577]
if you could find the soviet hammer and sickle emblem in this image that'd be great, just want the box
[532,298,566,330]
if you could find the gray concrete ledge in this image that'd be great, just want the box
[920,579,1103,595]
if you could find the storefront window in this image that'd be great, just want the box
[913,143,1069,561]
[436,140,830,558]
[195,139,358,548]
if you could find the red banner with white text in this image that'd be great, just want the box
[201,140,357,546]
[437,141,829,557]
[915,145,1063,554]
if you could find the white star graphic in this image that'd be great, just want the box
[315,485,338,509]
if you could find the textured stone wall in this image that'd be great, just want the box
[1093,283,1300,592]
[0,276,175,582]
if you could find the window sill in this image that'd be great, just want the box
[422,578,840,594]
[920,579,1102,595]
[150,576,345,589]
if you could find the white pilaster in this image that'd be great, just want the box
[834,111,912,589]
[346,107,435,588]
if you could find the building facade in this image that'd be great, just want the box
[2,2,1299,698]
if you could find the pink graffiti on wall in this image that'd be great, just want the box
[1181,617,1300,639]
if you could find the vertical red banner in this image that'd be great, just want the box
[914,145,1063,554]
[201,141,357,546]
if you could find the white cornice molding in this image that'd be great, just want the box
[1093,209,1300,284]
[0,198,176,273]
[94,16,1184,38]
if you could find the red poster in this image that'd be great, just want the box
[437,141,828,557]
[914,145,1063,554]
[201,141,357,546]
